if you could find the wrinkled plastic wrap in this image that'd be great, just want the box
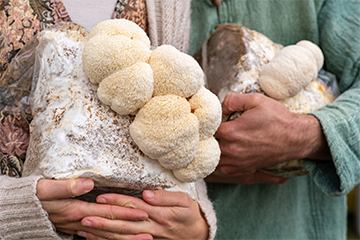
[194,24,338,177]
[22,22,198,200]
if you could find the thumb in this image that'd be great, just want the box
[36,178,94,201]
[222,93,263,115]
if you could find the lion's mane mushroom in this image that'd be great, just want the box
[88,19,151,47]
[259,40,324,100]
[82,19,153,115]
[189,86,222,140]
[97,62,154,115]
[83,29,151,84]
[82,19,223,183]
[173,137,221,182]
[129,94,200,170]
[149,45,204,98]
[296,40,324,71]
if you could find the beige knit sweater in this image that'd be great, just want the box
[0,0,217,239]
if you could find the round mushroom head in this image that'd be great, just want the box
[189,86,222,140]
[88,19,151,48]
[82,34,151,84]
[296,40,324,71]
[129,94,200,170]
[97,62,154,115]
[173,137,221,182]
[259,45,318,100]
[149,45,204,98]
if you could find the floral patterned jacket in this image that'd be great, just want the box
[0,0,147,177]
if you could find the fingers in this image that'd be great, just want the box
[222,93,264,115]
[205,170,289,185]
[36,178,94,200]
[77,230,152,240]
[142,190,191,208]
[42,198,148,225]
[96,194,149,211]
[78,217,153,239]
[218,165,256,175]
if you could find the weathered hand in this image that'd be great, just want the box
[36,178,150,239]
[214,93,331,173]
[205,168,289,185]
[78,190,209,240]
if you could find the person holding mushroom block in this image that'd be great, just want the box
[0,0,216,240]
[189,0,360,239]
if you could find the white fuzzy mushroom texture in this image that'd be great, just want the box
[97,62,154,115]
[82,34,151,84]
[130,94,200,170]
[258,45,318,100]
[149,45,204,98]
[189,86,222,140]
[296,40,324,71]
[173,137,221,182]
[88,19,150,48]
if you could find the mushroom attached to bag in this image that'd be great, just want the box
[194,24,336,177]
[82,19,153,115]
[82,19,222,183]
[259,40,324,100]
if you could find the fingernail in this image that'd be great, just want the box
[77,231,86,237]
[83,179,94,192]
[144,190,154,199]
[97,197,107,203]
[82,220,91,227]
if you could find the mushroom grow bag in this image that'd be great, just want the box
[22,22,198,200]
[194,24,339,177]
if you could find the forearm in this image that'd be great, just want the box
[0,175,68,240]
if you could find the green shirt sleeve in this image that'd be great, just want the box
[305,0,360,196]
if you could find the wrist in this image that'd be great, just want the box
[295,114,331,161]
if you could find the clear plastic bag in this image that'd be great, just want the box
[22,22,197,200]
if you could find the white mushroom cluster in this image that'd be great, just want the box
[82,19,222,182]
[259,40,324,100]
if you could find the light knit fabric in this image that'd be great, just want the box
[146,0,191,53]
[0,175,70,240]
[195,180,218,240]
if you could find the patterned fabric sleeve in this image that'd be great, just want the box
[112,0,148,34]
[0,0,70,177]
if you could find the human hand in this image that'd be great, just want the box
[78,190,209,240]
[214,93,331,174]
[205,168,289,185]
[36,178,150,239]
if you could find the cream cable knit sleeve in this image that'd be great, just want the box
[195,180,218,240]
[0,175,69,240]
[146,0,191,53]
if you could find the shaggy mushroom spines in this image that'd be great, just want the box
[83,19,222,183]
[259,41,324,100]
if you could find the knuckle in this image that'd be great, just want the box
[68,180,78,197]
[107,205,116,220]
[160,218,173,228]
[226,142,241,156]
[251,93,264,102]
[103,232,116,240]
[118,223,130,234]
[122,200,137,209]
